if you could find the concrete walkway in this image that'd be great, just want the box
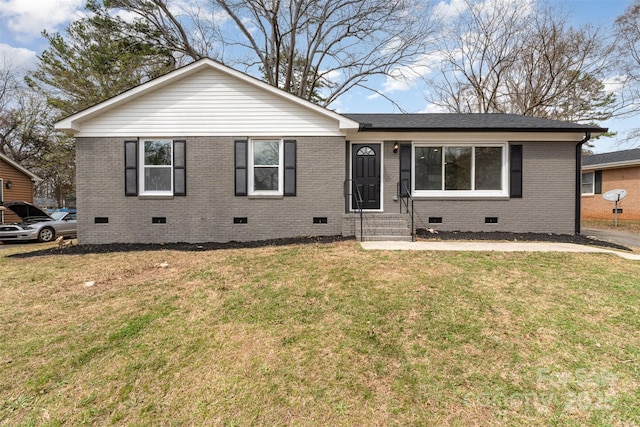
[360,241,640,260]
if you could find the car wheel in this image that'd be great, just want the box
[38,227,55,243]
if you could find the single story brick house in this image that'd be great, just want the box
[0,153,41,224]
[55,58,606,244]
[582,148,640,221]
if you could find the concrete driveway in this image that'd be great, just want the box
[582,227,640,250]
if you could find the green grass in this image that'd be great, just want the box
[0,241,639,425]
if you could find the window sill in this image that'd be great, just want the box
[138,195,175,200]
[248,194,284,199]
[412,196,510,201]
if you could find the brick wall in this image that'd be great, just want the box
[382,141,578,235]
[76,137,583,242]
[76,136,347,244]
[582,166,640,220]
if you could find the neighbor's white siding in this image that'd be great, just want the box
[75,69,342,137]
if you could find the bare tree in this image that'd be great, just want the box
[27,12,177,118]
[0,62,75,205]
[427,0,615,123]
[615,0,640,107]
[86,0,214,65]
[213,0,436,106]
[88,0,437,107]
[0,65,52,166]
[614,0,640,141]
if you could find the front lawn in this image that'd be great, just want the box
[1,241,638,425]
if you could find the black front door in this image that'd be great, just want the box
[352,144,381,210]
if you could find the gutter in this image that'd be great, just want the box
[575,132,591,235]
[354,127,601,133]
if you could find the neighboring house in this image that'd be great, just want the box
[55,58,605,244]
[0,153,42,224]
[582,148,640,221]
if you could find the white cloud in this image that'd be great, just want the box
[112,9,140,24]
[418,102,449,113]
[381,50,452,94]
[436,0,536,28]
[0,43,37,71]
[0,0,85,40]
[322,69,342,82]
[433,0,468,21]
[480,0,535,19]
[603,74,629,95]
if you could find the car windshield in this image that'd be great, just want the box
[50,212,66,220]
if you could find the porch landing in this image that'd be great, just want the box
[342,213,413,242]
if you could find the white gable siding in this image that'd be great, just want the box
[75,69,342,137]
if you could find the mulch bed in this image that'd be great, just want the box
[7,235,352,258]
[5,231,630,258]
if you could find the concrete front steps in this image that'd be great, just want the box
[344,213,413,242]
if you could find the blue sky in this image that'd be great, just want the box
[0,0,636,153]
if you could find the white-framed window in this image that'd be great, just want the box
[249,139,284,195]
[140,139,173,195]
[412,143,508,197]
[581,171,594,195]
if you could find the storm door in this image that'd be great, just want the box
[352,144,381,210]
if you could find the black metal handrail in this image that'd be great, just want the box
[397,181,415,241]
[344,179,364,242]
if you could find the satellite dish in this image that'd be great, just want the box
[603,189,627,202]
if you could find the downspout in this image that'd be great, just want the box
[575,132,591,235]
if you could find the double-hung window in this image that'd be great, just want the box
[249,139,284,195]
[142,140,173,195]
[124,139,186,197]
[413,143,508,197]
[235,138,296,197]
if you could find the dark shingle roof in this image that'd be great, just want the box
[342,113,606,133]
[582,148,640,167]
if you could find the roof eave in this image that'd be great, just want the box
[582,159,640,170]
[356,127,608,133]
[54,58,361,135]
[54,121,81,135]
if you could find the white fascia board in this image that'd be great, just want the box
[345,130,596,142]
[54,58,360,135]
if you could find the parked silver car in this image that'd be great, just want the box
[0,201,77,243]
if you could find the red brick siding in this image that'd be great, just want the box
[582,166,640,220]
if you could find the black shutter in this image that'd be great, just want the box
[509,144,523,198]
[124,140,138,196]
[283,139,296,196]
[173,140,186,196]
[594,170,602,194]
[399,144,411,196]
[235,140,248,196]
